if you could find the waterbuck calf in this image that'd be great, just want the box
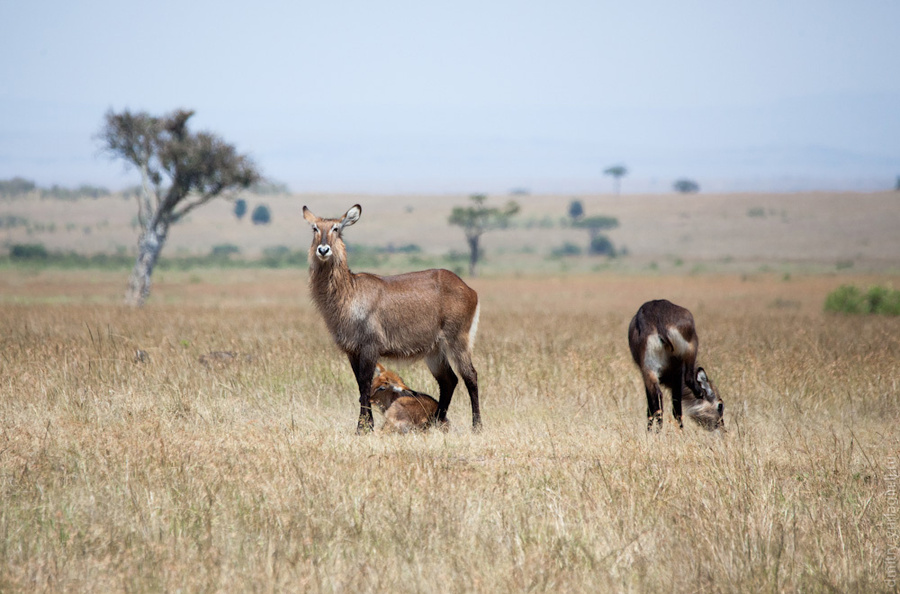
[627,299,725,432]
[369,364,444,433]
[302,204,481,433]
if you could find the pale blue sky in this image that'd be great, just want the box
[1,0,898,193]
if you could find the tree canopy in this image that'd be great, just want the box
[603,165,628,195]
[673,179,701,194]
[448,194,520,276]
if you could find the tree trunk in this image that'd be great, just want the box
[125,221,168,306]
[467,234,480,277]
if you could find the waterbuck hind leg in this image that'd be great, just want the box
[452,352,481,431]
[462,367,481,431]
[348,352,377,434]
[426,352,458,426]
[643,372,664,432]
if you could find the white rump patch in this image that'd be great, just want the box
[468,301,481,348]
[665,326,693,357]
[642,334,667,375]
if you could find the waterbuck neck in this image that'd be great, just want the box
[308,256,356,321]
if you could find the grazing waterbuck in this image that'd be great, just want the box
[628,299,725,432]
[369,364,444,433]
[302,204,482,433]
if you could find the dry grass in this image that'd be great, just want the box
[1,270,898,592]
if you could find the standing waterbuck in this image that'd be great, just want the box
[628,299,725,432]
[302,204,482,433]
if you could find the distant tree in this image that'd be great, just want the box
[896,176,900,191]
[568,199,584,221]
[251,204,272,225]
[99,108,260,306]
[603,165,628,195]
[574,215,619,256]
[234,198,248,220]
[673,179,700,194]
[448,193,520,277]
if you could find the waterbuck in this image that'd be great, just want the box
[627,299,725,432]
[302,204,481,433]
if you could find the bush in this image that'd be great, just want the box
[251,204,271,225]
[211,244,241,257]
[825,284,900,315]
[0,177,36,197]
[551,242,583,257]
[233,199,248,220]
[567,200,584,220]
[589,235,616,256]
[10,243,48,260]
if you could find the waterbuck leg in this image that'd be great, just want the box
[426,352,458,426]
[643,373,663,432]
[451,351,481,431]
[672,372,684,429]
[348,352,377,434]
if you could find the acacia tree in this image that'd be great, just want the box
[99,109,260,306]
[603,164,628,195]
[673,178,700,194]
[448,194,520,277]
[575,215,619,255]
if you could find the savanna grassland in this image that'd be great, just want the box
[1,268,899,592]
[1,190,900,592]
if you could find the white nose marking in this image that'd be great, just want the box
[317,245,331,257]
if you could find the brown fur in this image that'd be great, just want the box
[369,364,444,433]
[628,299,725,432]
[302,204,481,433]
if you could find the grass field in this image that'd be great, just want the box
[1,266,899,592]
[1,190,899,591]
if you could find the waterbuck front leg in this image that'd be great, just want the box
[348,351,377,434]
[671,369,685,429]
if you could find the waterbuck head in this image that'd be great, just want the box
[302,204,361,267]
[682,367,725,431]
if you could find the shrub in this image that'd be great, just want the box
[233,199,248,220]
[0,177,37,197]
[211,244,241,257]
[251,204,271,225]
[551,242,583,257]
[825,284,900,315]
[10,243,48,260]
[568,200,584,220]
[589,235,616,256]
[824,285,866,314]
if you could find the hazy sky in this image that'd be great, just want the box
[2,0,899,193]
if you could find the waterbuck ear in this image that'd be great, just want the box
[302,206,317,226]
[340,204,362,229]
[696,367,713,399]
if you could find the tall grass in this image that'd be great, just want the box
[0,273,898,592]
